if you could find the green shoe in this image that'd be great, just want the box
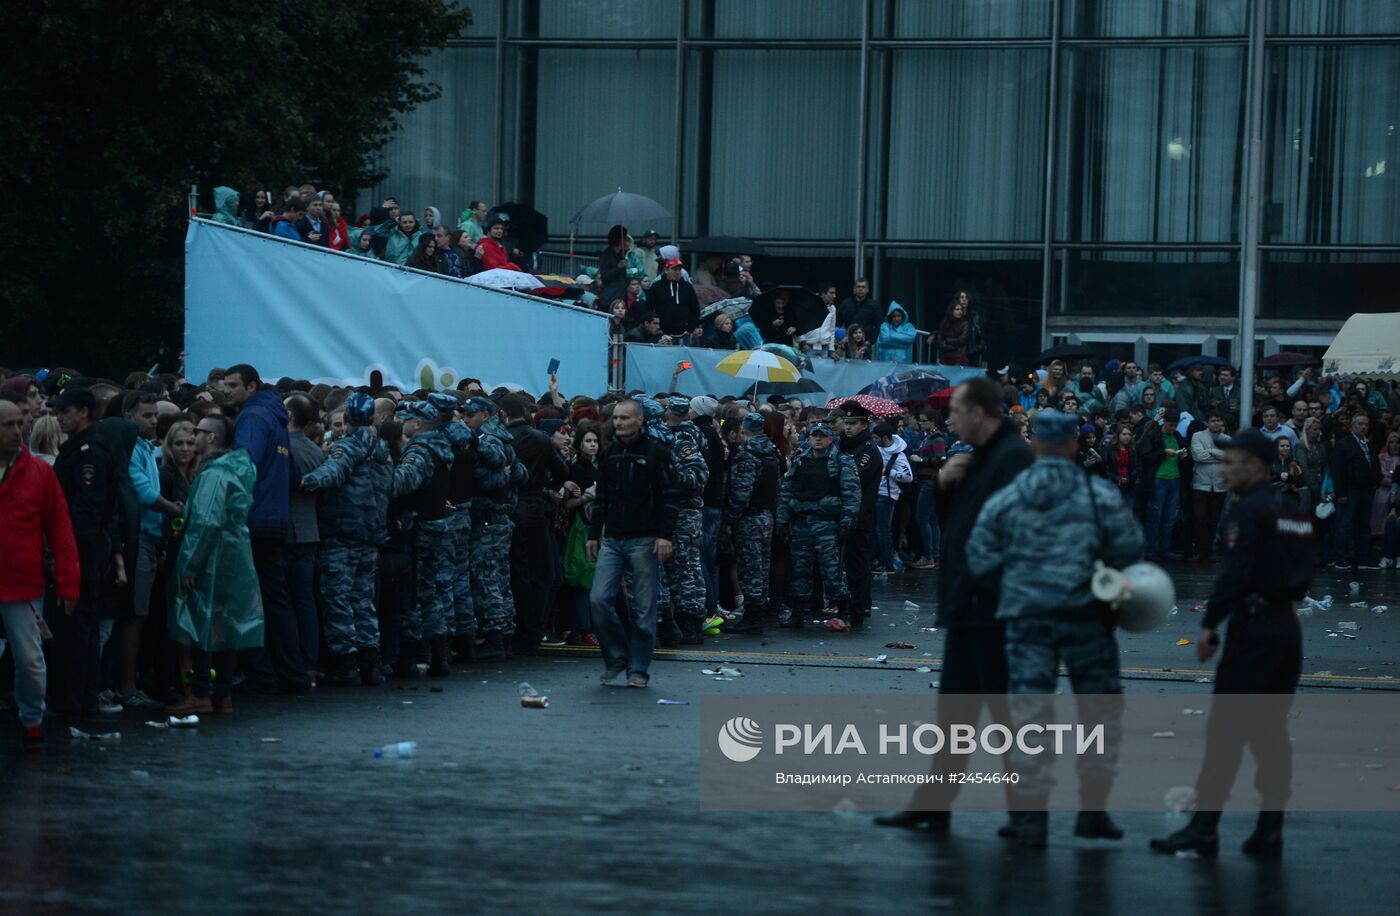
[703,615,725,630]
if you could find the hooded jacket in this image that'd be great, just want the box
[374,218,424,266]
[169,449,264,652]
[876,302,919,363]
[0,446,81,602]
[211,186,242,227]
[233,389,300,537]
[965,455,1144,620]
[649,276,701,337]
[301,425,393,545]
[876,434,915,500]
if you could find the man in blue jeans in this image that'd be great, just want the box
[587,400,679,688]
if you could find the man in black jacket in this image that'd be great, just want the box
[649,259,702,339]
[837,401,883,629]
[875,375,1032,833]
[502,394,569,653]
[836,278,882,345]
[50,386,116,716]
[586,400,679,688]
[1331,412,1381,570]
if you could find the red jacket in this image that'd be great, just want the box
[0,446,81,602]
[327,215,350,251]
[474,237,521,272]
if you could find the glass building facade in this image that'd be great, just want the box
[364,0,1400,365]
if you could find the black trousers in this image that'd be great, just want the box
[1196,612,1301,810]
[1192,490,1226,556]
[46,532,107,714]
[911,625,1011,810]
[249,536,311,690]
[843,531,871,614]
[510,522,561,649]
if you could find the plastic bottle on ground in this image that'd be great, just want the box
[374,741,418,759]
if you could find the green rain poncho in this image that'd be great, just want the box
[168,449,264,651]
[212,186,242,227]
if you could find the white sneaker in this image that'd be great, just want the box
[1382,558,1394,569]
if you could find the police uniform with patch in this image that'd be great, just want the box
[391,399,457,675]
[660,398,710,643]
[443,416,477,645]
[49,386,117,714]
[301,392,393,683]
[779,426,860,612]
[726,413,782,634]
[1152,429,1314,860]
[464,398,528,658]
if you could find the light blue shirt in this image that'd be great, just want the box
[129,437,165,541]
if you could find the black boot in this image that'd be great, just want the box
[777,605,794,628]
[731,603,767,635]
[428,636,451,678]
[324,651,360,685]
[658,608,683,648]
[392,639,418,678]
[1150,811,1221,857]
[873,810,950,832]
[1242,811,1284,859]
[358,646,382,686]
[476,632,510,661]
[452,635,477,665]
[998,812,1026,838]
[1018,811,1049,848]
[1075,811,1124,840]
[679,614,705,646]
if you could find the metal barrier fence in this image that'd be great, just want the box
[536,250,585,278]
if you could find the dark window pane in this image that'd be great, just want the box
[885,50,1048,241]
[1265,46,1400,245]
[529,0,676,38]
[1064,0,1246,37]
[1059,47,1245,243]
[1056,249,1240,317]
[1261,251,1400,319]
[698,0,859,38]
[889,0,1050,38]
[1269,0,1400,35]
[881,249,1043,366]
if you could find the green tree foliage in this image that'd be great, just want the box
[0,0,470,377]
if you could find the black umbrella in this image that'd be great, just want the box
[751,285,823,343]
[1164,354,1232,374]
[569,189,671,226]
[1034,343,1097,364]
[488,202,548,258]
[688,235,766,257]
[1257,351,1321,369]
[752,378,826,396]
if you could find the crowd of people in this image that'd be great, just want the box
[208,184,987,365]
[0,343,1378,750]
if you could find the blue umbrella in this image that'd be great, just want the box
[860,369,951,403]
[1164,355,1232,375]
[570,189,672,226]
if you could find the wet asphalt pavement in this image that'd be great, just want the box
[2,562,1399,914]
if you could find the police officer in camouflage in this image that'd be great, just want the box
[728,412,782,635]
[462,396,528,660]
[391,396,457,677]
[966,409,1144,847]
[1151,429,1315,861]
[660,396,710,644]
[836,401,882,628]
[301,392,393,685]
[441,401,478,659]
[778,421,860,625]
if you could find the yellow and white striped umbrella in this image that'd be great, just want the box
[714,349,802,383]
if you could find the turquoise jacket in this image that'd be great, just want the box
[374,219,423,266]
[212,186,242,226]
[876,301,919,363]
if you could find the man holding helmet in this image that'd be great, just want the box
[963,409,1145,847]
[1151,429,1314,860]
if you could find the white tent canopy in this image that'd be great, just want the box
[1323,313,1400,380]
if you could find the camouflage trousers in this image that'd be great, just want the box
[788,516,847,601]
[1004,616,1123,806]
[735,513,774,606]
[664,509,706,618]
[470,504,516,636]
[448,510,476,637]
[318,540,380,655]
[401,520,455,641]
